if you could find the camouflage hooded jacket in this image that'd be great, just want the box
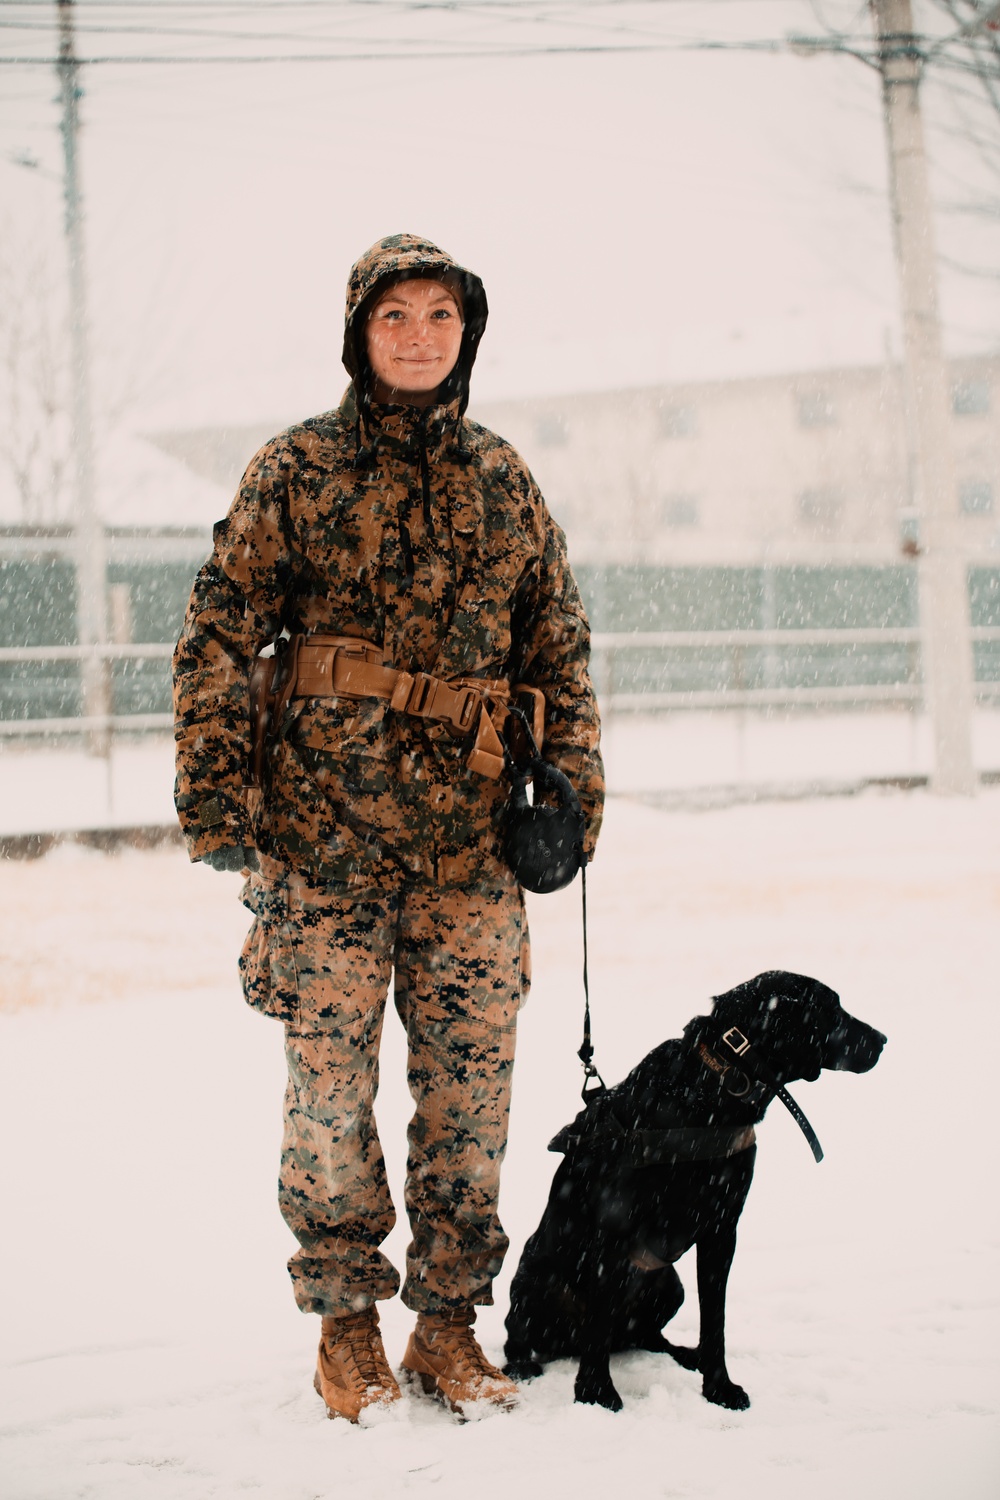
[173,234,604,888]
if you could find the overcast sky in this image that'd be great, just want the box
[1,0,999,450]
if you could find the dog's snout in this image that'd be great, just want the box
[826,1021,887,1073]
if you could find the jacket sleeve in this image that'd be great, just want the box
[172,448,297,861]
[511,489,605,859]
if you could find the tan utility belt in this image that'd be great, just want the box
[248,632,544,788]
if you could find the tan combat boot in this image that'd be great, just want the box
[314,1305,402,1422]
[401,1307,519,1416]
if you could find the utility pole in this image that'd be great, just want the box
[56,0,109,755]
[870,0,978,793]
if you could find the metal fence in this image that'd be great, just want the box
[589,628,1000,712]
[3,628,1000,737]
[0,643,174,736]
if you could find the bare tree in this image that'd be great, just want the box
[0,210,185,528]
[926,4,1000,174]
[0,225,73,524]
[930,1,1000,113]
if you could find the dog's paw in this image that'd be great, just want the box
[702,1377,750,1411]
[574,1370,624,1412]
[503,1358,543,1381]
[659,1339,700,1371]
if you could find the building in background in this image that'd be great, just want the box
[474,354,1000,571]
[2,356,999,727]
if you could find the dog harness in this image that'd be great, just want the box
[549,1117,756,1166]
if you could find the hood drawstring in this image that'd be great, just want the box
[453,414,473,466]
[417,417,435,540]
[396,498,416,591]
[352,401,458,593]
[354,413,377,471]
[353,407,411,589]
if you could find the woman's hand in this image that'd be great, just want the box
[201,845,260,874]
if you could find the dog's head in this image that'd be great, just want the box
[703,971,886,1085]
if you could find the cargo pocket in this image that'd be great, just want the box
[414,994,518,1094]
[284,887,396,1038]
[238,875,300,1023]
[414,923,523,1044]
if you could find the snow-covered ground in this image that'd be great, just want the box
[1,784,998,1498]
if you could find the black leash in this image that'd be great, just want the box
[577,863,606,1099]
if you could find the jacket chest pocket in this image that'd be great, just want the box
[448,529,536,668]
[302,489,386,599]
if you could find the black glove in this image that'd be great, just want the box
[201,845,260,874]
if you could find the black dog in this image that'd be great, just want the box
[504,971,886,1413]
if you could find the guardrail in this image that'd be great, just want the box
[0,643,174,663]
[0,642,175,737]
[1,630,1000,736]
[590,627,1000,712]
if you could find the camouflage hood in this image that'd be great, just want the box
[342,233,489,419]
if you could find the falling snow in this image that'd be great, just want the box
[1,765,997,1499]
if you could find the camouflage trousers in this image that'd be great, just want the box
[239,860,529,1316]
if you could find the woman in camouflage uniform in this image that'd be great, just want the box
[173,234,604,1421]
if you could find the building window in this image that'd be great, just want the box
[796,391,837,428]
[952,380,990,416]
[960,479,994,515]
[535,414,568,447]
[659,493,700,528]
[797,487,843,528]
[658,404,697,439]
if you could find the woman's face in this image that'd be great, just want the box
[365,279,463,406]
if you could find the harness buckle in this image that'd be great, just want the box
[721,1027,751,1057]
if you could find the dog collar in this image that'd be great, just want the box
[699,1028,824,1164]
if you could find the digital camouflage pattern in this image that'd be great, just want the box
[239,858,528,1315]
[173,233,604,888]
[176,234,601,1321]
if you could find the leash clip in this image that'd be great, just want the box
[580,1059,606,1103]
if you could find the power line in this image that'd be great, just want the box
[0,0,858,46]
[0,1,821,8]
[4,0,990,71]
[0,40,805,62]
[0,3,992,98]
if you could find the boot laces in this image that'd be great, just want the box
[425,1314,498,1380]
[328,1310,392,1390]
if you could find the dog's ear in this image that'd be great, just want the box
[756,995,829,1070]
